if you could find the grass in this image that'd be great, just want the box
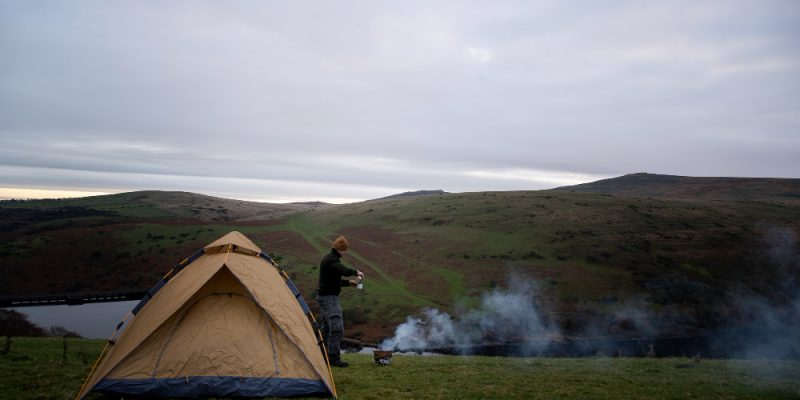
[288,213,440,311]
[432,267,466,303]
[268,191,800,337]
[1,338,798,400]
[335,353,800,400]
[0,337,105,400]
[3,187,800,341]
[116,224,227,252]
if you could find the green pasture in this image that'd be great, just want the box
[1,338,798,400]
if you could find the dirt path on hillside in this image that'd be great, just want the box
[287,214,436,307]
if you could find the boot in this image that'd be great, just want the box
[330,359,349,368]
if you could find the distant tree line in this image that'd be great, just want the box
[0,309,81,337]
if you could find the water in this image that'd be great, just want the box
[9,300,138,339]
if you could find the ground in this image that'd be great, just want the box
[0,338,798,400]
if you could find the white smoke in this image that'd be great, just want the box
[380,308,458,350]
[381,279,557,353]
[380,227,800,360]
[720,226,800,359]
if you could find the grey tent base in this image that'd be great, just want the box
[94,376,331,397]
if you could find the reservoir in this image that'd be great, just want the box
[9,300,138,339]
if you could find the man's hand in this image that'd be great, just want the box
[356,270,365,279]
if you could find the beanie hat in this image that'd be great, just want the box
[332,236,349,252]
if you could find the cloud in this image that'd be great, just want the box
[464,168,607,186]
[466,46,493,64]
[0,165,395,204]
[0,1,798,201]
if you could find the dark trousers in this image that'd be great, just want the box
[317,295,344,362]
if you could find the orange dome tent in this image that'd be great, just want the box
[77,231,336,398]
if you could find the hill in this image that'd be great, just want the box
[293,189,799,343]
[379,190,448,200]
[557,173,800,202]
[1,178,798,347]
[0,191,321,296]
[0,190,320,226]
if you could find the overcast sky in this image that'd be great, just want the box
[1,1,798,203]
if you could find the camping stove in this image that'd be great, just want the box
[373,350,393,366]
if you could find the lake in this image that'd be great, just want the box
[10,300,139,339]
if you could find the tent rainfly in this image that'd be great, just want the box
[77,231,336,399]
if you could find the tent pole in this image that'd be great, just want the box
[74,310,132,400]
[74,342,109,400]
[309,311,338,399]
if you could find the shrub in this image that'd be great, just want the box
[0,310,47,337]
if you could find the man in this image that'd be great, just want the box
[317,235,364,367]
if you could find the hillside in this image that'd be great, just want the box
[557,173,800,202]
[0,191,322,296]
[379,190,448,200]
[0,190,321,226]
[1,179,799,347]
[292,189,800,342]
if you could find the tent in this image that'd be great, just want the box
[77,231,336,398]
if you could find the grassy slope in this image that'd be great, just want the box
[0,191,311,295]
[1,338,798,400]
[300,189,799,314]
[263,189,799,343]
[2,186,799,341]
[0,190,316,220]
[559,173,800,203]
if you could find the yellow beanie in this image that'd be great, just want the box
[332,236,349,252]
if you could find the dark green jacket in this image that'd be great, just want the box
[318,248,357,296]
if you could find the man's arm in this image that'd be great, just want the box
[332,260,364,288]
[330,259,358,277]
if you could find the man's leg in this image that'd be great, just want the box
[319,310,330,351]
[327,313,344,362]
[317,295,346,366]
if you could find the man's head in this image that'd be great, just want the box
[332,235,349,252]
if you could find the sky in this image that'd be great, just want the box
[1,1,798,203]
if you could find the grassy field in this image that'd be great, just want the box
[1,338,798,400]
[2,186,799,342]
